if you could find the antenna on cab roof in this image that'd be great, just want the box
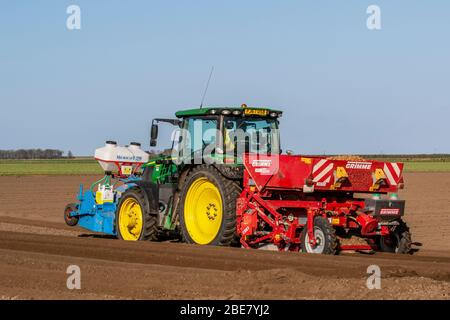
[199,66,214,109]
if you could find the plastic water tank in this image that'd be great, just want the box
[127,142,149,164]
[94,141,149,173]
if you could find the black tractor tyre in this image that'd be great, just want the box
[115,187,158,241]
[64,203,79,227]
[179,165,241,246]
[379,220,412,254]
[300,216,338,254]
[229,234,242,248]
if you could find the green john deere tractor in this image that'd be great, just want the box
[124,105,282,245]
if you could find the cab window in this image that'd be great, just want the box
[184,117,218,153]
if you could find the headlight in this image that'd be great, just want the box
[221,110,231,115]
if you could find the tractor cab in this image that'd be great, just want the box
[150,105,283,165]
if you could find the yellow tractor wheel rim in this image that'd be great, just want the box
[118,197,143,241]
[184,177,223,244]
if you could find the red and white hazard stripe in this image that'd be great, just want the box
[383,162,401,186]
[312,159,334,184]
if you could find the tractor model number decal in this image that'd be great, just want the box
[380,208,400,215]
[346,161,372,170]
[117,155,143,161]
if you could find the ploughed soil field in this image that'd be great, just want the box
[0,173,449,299]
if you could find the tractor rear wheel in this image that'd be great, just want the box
[180,165,240,246]
[116,187,158,241]
[300,216,338,254]
[379,220,412,254]
[64,203,79,227]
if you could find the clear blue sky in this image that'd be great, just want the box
[1,1,449,155]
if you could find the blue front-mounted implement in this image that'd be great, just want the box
[63,141,150,236]
[64,177,141,236]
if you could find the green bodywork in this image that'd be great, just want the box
[142,154,238,185]
[143,158,178,184]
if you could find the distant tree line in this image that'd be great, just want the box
[0,149,74,159]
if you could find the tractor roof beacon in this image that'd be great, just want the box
[65,105,412,255]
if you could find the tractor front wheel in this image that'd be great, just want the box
[300,216,338,254]
[116,188,158,241]
[180,165,240,246]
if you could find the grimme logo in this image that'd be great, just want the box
[380,208,400,215]
[346,162,372,170]
[251,159,272,167]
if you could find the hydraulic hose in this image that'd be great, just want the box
[90,175,108,193]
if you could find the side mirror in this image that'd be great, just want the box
[150,123,158,147]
